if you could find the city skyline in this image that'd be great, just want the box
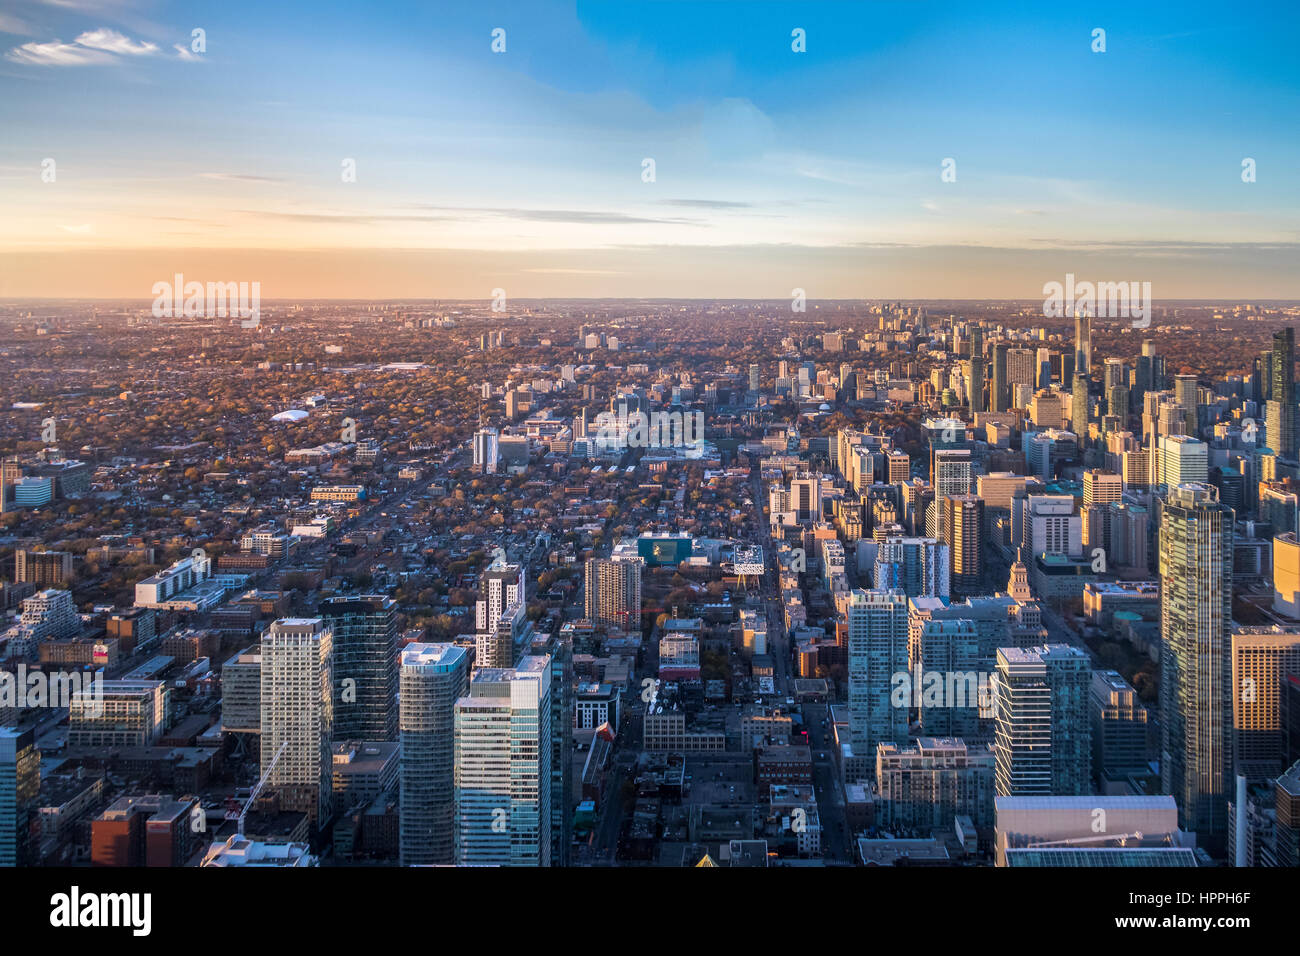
[2,0,1299,298]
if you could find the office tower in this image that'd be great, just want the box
[1267,326,1298,460]
[846,590,910,761]
[1275,761,1300,867]
[1028,389,1065,429]
[583,557,642,631]
[886,449,910,485]
[1074,311,1091,376]
[399,643,469,866]
[748,363,761,393]
[261,618,334,826]
[475,553,525,632]
[1231,626,1300,781]
[221,647,262,736]
[968,327,985,414]
[995,795,1187,866]
[1107,383,1130,420]
[1070,373,1090,448]
[876,738,997,829]
[1261,484,1300,538]
[1160,483,1234,852]
[789,474,823,522]
[0,728,38,867]
[994,645,1092,797]
[1173,373,1200,438]
[1006,348,1036,395]
[932,447,972,500]
[319,595,399,741]
[873,536,950,598]
[1275,533,1300,618]
[1090,670,1149,784]
[530,629,574,867]
[472,427,499,475]
[13,549,73,586]
[1019,495,1082,558]
[1158,434,1208,488]
[910,618,983,738]
[1083,469,1123,506]
[454,655,552,866]
[991,342,1010,413]
[1082,501,1149,574]
[942,495,984,596]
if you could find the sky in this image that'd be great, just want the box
[1,0,1298,300]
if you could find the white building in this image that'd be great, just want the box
[260,618,334,825]
[454,655,552,866]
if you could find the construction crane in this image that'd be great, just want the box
[1028,831,1145,848]
[237,741,288,838]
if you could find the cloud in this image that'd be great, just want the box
[74,28,157,55]
[0,13,35,36]
[59,224,93,233]
[657,199,754,210]
[5,26,161,65]
[411,205,705,226]
[201,173,283,183]
[5,39,116,65]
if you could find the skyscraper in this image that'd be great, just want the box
[846,589,910,761]
[320,595,399,741]
[0,728,39,867]
[991,342,1010,413]
[472,427,499,475]
[942,495,984,596]
[1074,310,1091,376]
[399,643,469,866]
[454,655,553,866]
[968,326,985,414]
[583,557,643,631]
[1230,626,1300,782]
[260,618,334,826]
[1160,483,1234,852]
[1267,326,1298,461]
[475,553,525,633]
[1071,373,1090,449]
[993,644,1092,797]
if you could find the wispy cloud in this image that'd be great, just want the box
[6,26,175,65]
[74,28,157,55]
[200,173,283,183]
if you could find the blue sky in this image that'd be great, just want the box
[1,0,1297,298]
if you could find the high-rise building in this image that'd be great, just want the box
[1082,469,1123,506]
[320,595,399,742]
[1230,626,1300,782]
[846,590,910,763]
[260,618,334,826]
[1267,326,1298,460]
[1089,670,1148,784]
[991,342,1010,413]
[994,644,1092,797]
[1071,373,1090,448]
[14,549,73,586]
[583,557,642,631]
[399,643,469,866]
[1007,348,1036,396]
[0,728,39,867]
[968,326,985,414]
[1074,311,1092,377]
[1159,483,1234,852]
[1274,532,1300,618]
[941,495,984,596]
[475,553,525,633]
[454,655,552,866]
[748,363,761,393]
[472,427,499,475]
[873,536,950,598]
[909,617,983,739]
